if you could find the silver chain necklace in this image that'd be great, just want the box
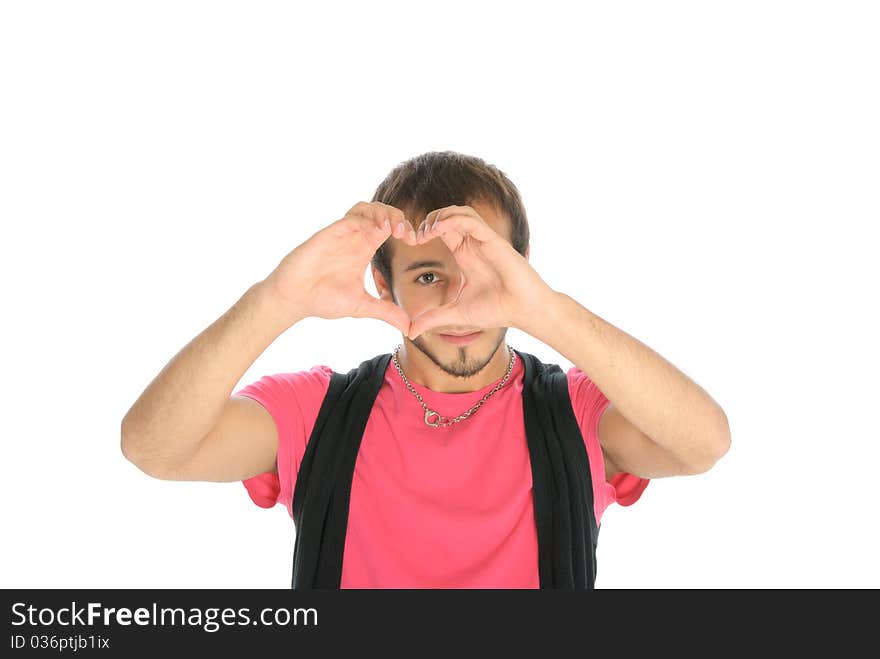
[392,343,516,428]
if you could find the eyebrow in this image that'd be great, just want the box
[402,260,447,273]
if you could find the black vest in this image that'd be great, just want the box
[290,349,600,589]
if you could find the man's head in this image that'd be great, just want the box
[369,151,531,380]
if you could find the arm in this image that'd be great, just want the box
[120,281,304,480]
[398,205,730,479]
[523,291,731,478]
[120,201,415,483]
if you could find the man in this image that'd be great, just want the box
[121,151,731,588]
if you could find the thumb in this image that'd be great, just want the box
[407,305,464,341]
[353,293,411,335]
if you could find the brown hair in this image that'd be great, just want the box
[370,150,530,288]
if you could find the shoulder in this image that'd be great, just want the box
[564,365,610,422]
[234,365,333,404]
[564,365,617,475]
[565,365,651,511]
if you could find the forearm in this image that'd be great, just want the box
[521,291,730,468]
[120,280,304,472]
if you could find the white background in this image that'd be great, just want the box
[1,1,878,589]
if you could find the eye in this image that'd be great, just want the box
[415,272,440,285]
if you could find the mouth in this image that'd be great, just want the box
[438,330,482,345]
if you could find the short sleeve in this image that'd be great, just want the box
[566,366,650,526]
[233,365,333,518]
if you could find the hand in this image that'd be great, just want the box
[406,205,556,340]
[262,201,418,334]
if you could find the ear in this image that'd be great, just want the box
[525,245,530,261]
[371,264,393,301]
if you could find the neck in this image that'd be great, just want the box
[396,336,512,394]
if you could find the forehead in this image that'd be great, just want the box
[389,200,511,268]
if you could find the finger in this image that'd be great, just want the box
[360,211,418,250]
[359,215,404,253]
[346,202,410,245]
[353,293,412,335]
[372,201,408,226]
[361,216,393,250]
[342,208,391,249]
[344,201,385,232]
[392,219,418,245]
[366,201,418,246]
[347,201,403,228]
[426,211,499,244]
[416,209,445,242]
[416,216,434,242]
[415,211,465,244]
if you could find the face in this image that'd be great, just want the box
[372,200,528,379]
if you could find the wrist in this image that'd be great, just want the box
[247,280,308,332]
[514,288,567,341]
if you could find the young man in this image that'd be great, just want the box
[121,151,731,588]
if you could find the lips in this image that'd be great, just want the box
[438,331,482,345]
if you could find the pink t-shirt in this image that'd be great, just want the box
[234,352,649,588]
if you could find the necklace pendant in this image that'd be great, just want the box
[424,408,442,427]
